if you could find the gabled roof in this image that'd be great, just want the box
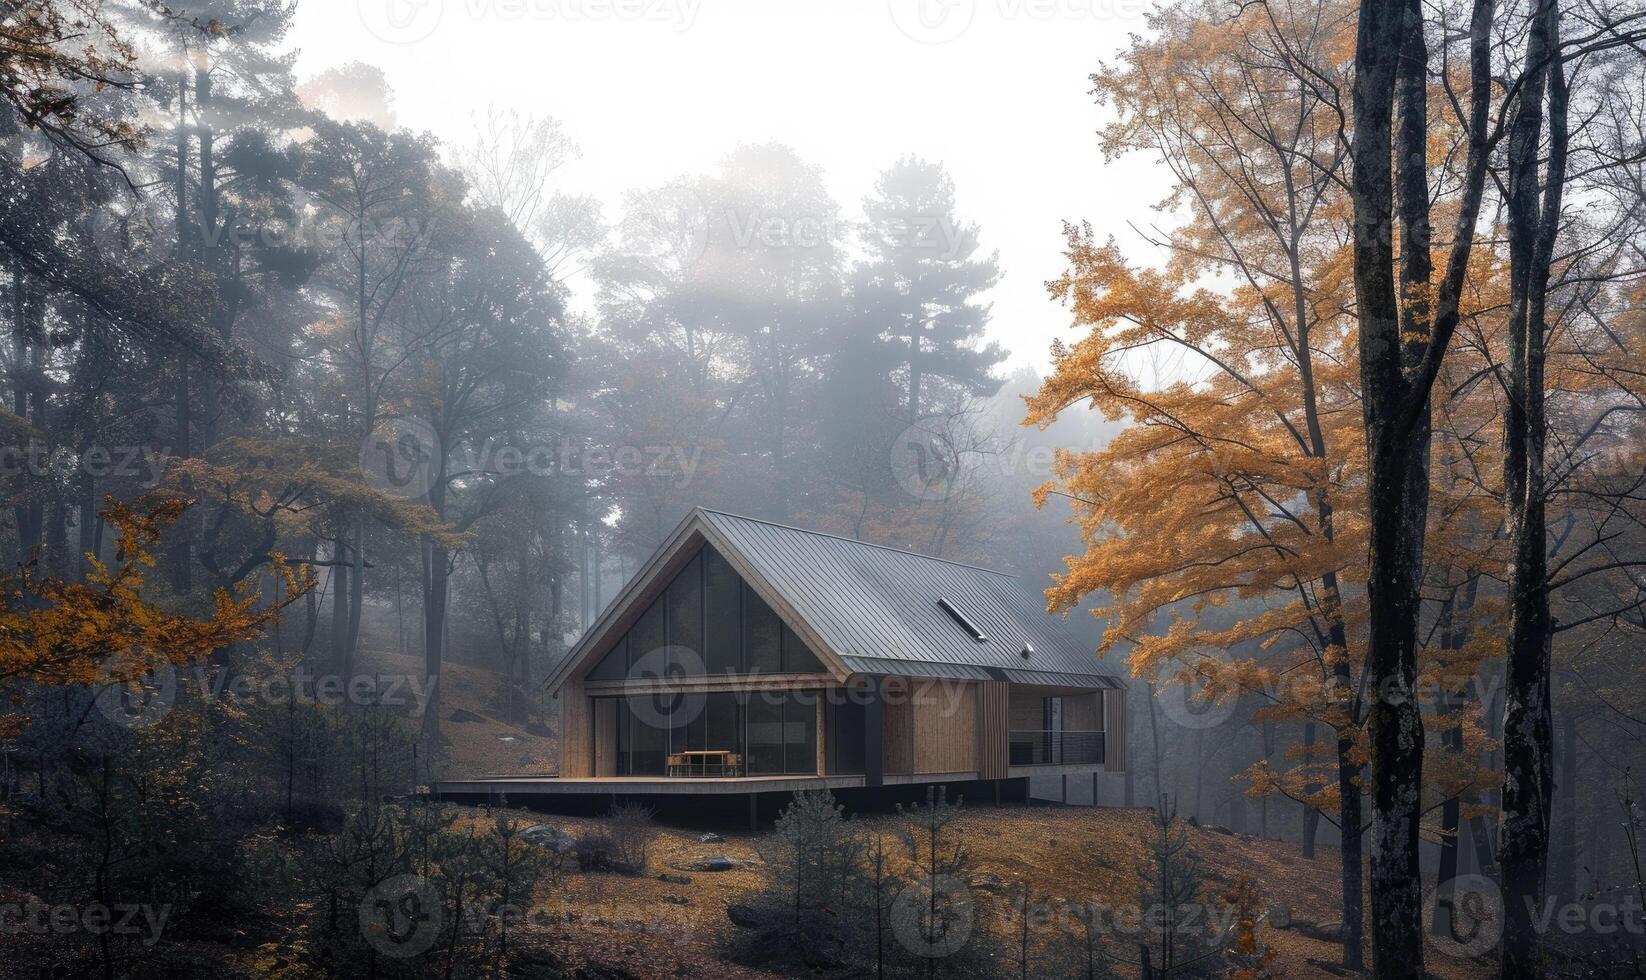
[544,508,1122,694]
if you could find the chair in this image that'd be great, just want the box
[666,753,686,777]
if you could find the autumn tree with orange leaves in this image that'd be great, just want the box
[1024,0,1500,968]
[0,493,312,733]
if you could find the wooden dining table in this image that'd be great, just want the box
[670,750,737,777]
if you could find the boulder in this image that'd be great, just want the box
[691,856,738,872]
[521,824,577,853]
[1282,918,1343,943]
[657,873,692,885]
[698,833,724,844]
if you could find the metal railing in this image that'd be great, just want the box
[1008,730,1106,766]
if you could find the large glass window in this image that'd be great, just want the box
[615,695,753,777]
[629,598,665,669]
[703,547,742,674]
[618,697,668,776]
[785,694,818,774]
[744,583,783,674]
[587,633,627,681]
[745,695,784,774]
[746,693,818,775]
[782,622,825,673]
[590,545,830,685]
[666,552,704,672]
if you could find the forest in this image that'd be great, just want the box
[1,0,1645,978]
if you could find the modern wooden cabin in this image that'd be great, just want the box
[436,509,1126,821]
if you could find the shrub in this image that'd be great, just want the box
[605,802,660,873]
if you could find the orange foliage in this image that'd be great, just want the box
[0,493,313,696]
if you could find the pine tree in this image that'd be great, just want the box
[858,157,1003,423]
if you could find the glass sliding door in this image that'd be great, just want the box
[612,692,761,776]
[745,692,819,776]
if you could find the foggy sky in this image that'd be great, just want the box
[294,0,1170,369]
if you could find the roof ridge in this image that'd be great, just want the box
[695,508,1017,578]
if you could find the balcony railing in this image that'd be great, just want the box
[1008,730,1106,766]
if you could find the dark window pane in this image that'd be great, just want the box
[627,598,666,672]
[587,634,628,681]
[746,694,784,774]
[666,552,704,673]
[829,696,867,774]
[622,698,667,776]
[785,694,818,774]
[667,691,698,756]
[781,622,825,674]
[703,546,742,675]
[744,584,782,675]
[706,694,743,762]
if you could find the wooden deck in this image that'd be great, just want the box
[434,771,980,798]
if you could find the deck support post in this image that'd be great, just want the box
[1062,774,1068,804]
[1092,771,1099,807]
[748,793,758,832]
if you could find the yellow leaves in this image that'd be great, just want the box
[168,438,469,551]
[0,494,314,692]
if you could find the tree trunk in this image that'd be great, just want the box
[1552,710,1577,904]
[423,537,449,741]
[1302,721,1320,860]
[1499,1,1564,975]
[330,545,351,675]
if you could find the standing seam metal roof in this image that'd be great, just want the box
[697,510,1119,686]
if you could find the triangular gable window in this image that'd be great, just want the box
[583,543,829,680]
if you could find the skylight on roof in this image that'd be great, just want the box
[937,597,988,643]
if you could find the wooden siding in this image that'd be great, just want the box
[1102,688,1128,771]
[976,681,1010,779]
[882,680,913,774]
[816,696,828,775]
[594,699,618,777]
[559,679,592,778]
[912,679,976,773]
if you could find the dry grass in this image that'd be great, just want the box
[396,656,1490,978]
[450,802,1495,980]
[358,648,559,776]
